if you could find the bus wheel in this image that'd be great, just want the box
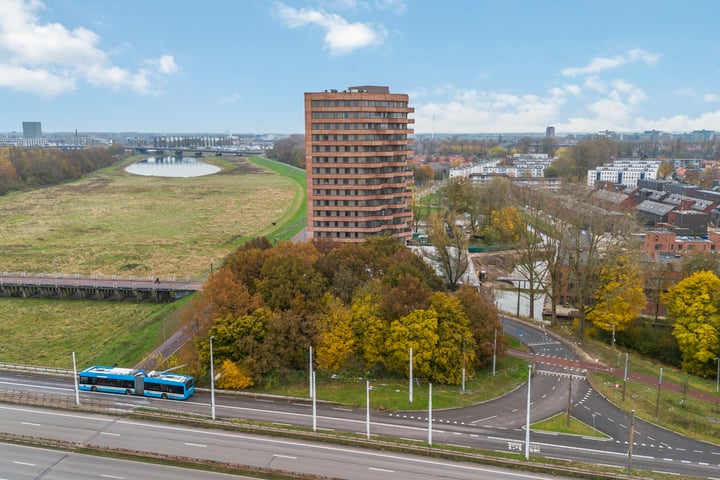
[161,393,168,399]
[91,386,97,392]
[125,389,131,395]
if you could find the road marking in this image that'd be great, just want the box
[333,407,352,412]
[254,398,274,403]
[100,475,125,479]
[369,467,394,473]
[184,442,207,448]
[471,415,497,424]
[662,458,673,462]
[101,432,120,436]
[21,421,40,426]
[273,454,297,460]
[13,461,36,466]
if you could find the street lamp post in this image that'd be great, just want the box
[525,363,532,461]
[209,335,216,421]
[606,323,615,352]
[715,357,719,394]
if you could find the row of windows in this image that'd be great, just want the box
[311,111,408,119]
[314,219,407,229]
[311,123,408,130]
[313,177,409,186]
[144,381,185,394]
[653,243,714,251]
[311,156,409,165]
[311,99,407,108]
[312,145,409,153]
[313,187,408,196]
[314,208,407,218]
[311,134,407,142]
[313,197,407,207]
[312,167,408,175]
[79,376,134,388]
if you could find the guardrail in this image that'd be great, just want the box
[0,271,199,284]
[0,362,73,377]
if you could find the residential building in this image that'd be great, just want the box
[643,230,720,259]
[304,86,414,243]
[587,158,661,187]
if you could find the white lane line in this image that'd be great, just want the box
[101,432,120,436]
[471,415,498,424]
[13,461,36,466]
[100,475,125,479]
[0,380,71,392]
[333,407,352,412]
[20,421,40,426]
[273,454,297,460]
[254,399,274,403]
[184,442,207,448]
[369,467,394,473]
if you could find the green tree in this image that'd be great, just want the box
[661,271,720,377]
[488,145,509,158]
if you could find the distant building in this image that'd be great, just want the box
[545,126,555,138]
[587,158,661,188]
[304,86,414,243]
[22,121,42,138]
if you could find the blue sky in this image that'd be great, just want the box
[2,0,720,135]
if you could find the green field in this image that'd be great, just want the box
[0,154,305,368]
[0,155,305,278]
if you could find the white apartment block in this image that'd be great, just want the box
[449,154,550,180]
[587,158,660,188]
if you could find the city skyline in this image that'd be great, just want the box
[2,0,720,135]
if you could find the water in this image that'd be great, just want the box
[125,157,221,177]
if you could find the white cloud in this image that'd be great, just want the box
[703,93,720,103]
[219,92,242,106]
[0,0,178,96]
[561,48,660,77]
[413,85,567,133]
[275,3,385,55]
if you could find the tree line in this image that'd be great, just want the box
[0,145,125,195]
[177,236,504,389]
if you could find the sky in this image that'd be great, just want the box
[2,0,720,135]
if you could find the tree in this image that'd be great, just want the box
[455,285,504,367]
[425,212,469,290]
[427,292,476,384]
[513,224,548,320]
[216,359,254,389]
[586,252,646,333]
[385,309,439,380]
[488,146,509,158]
[350,290,388,368]
[657,161,674,179]
[661,271,720,377]
[315,296,355,371]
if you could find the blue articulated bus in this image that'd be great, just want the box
[78,366,194,400]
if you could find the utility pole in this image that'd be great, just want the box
[627,410,635,475]
[655,367,663,421]
[622,352,628,402]
[566,377,572,427]
[525,364,532,460]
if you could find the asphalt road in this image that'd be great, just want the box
[0,317,718,478]
[0,405,576,480]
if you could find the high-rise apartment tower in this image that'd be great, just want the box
[304,86,414,243]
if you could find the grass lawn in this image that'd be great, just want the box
[246,354,529,411]
[531,413,609,438]
[0,155,304,278]
[0,154,306,368]
[0,297,187,368]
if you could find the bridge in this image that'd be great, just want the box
[0,272,202,302]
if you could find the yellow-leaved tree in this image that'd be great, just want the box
[661,270,720,377]
[586,252,646,334]
[316,296,355,371]
[216,359,254,389]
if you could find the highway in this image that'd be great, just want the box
[0,405,574,480]
[0,318,718,478]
